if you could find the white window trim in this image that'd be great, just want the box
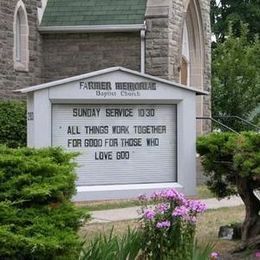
[180,20,190,86]
[13,0,29,72]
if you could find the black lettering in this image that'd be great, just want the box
[67,139,82,148]
[95,151,113,160]
[138,109,155,117]
[133,125,167,134]
[112,126,129,134]
[85,126,109,134]
[67,126,80,135]
[146,138,160,146]
[73,108,77,117]
[72,108,100,117]
[104,138,118,147]
[84,139,103,147]
[121,138,142,147]
[116,151,130,160]
[106,109,133,117]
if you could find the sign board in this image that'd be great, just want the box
[52,104,177,186]
[16,67,207,200]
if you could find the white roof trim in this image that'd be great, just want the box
[38,24,146,33]
[15,67,208,95]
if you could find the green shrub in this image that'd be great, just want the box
[0,101,26,147]
[0,146,89,259]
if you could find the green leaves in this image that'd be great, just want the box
[0,101,26,148]
[211,0,260,42]
[212,24,260,131]
[197,132,260,198]
[80,227,142,260]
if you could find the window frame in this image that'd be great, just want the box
[13,0,29,71]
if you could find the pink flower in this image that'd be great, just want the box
[186,199,207,213]
[155,203,169,213]
[151,191,162,200]
[138,194,147,201]
[143,209,156,220]
[210,252,219,259]
[185,215,197,224]
[172,205,189,217]
[156,220,171,229]
[160,189,186,205]
[255,251,260,258]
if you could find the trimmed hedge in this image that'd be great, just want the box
[0,146,88,259]
[0,100,26,147]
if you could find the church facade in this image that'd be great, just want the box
[0,0,211,133]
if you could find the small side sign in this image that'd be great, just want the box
[27,112,34,121]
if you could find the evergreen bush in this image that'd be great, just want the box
[0,101,26,147]
[0,146,88,259]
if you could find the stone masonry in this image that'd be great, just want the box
[0,0,42,99]
[41,32,141,82]
[145,0,211,91]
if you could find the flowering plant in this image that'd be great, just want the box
[139,188,206,259]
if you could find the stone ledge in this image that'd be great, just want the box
[145,7,169,18]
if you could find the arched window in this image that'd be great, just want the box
[14,0,29,71]
[182,0,204,133]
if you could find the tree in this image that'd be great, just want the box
[197,132,260,251]
[211,0,260,43]
[212,25,260,131]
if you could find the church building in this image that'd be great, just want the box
[0,0,211,133]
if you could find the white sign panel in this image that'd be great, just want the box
[52,104,177,186]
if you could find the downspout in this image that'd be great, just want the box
[140,23,146,74]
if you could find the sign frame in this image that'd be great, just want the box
[16,67,208,201]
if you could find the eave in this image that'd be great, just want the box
[38,24,146,33]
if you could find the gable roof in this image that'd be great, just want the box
[41,0,147,27]
[15,67,208,95]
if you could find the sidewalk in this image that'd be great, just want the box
[89,196,243,223]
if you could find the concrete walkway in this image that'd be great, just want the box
[90,196,243,223]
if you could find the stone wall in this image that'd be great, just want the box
[145,0,170,79]
[145,0,184,82]
[200,0,212,132]
[145,0,211,133]
[0,0,42,99]
[41,32,141,82]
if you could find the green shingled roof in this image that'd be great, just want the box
[41,0,147,27]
